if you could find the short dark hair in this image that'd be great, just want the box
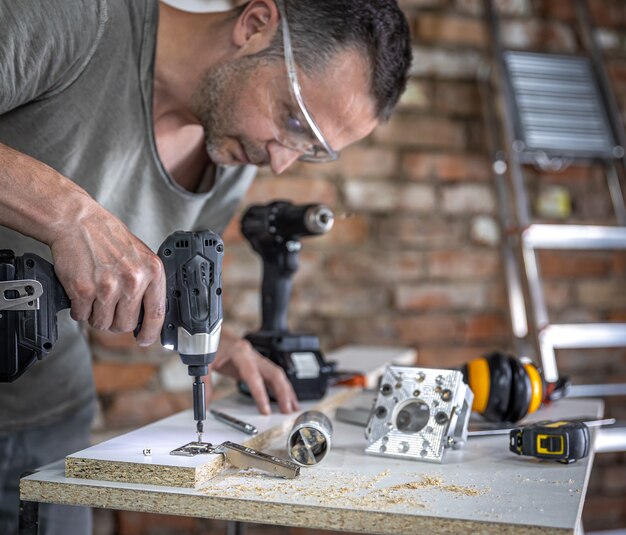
[262,0,412,122]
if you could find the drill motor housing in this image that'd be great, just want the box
[0,250,71,382]
[241,201,335,401]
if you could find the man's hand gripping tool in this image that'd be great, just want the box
[0,230,224,442]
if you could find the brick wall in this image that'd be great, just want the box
[91,0,626,532]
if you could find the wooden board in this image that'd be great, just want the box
[65,346,416,488]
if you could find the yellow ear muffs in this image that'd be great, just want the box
[523,362,543,415]
[462,352,544,423]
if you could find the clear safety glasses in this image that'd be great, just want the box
[274,0,339,163]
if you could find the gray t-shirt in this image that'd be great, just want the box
[0,0,257,431]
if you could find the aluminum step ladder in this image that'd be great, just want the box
[481,0,626,388]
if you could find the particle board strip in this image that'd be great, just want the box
[65,387,359,489]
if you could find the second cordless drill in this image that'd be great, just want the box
[241,200,335,400]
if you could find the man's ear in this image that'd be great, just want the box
[232,0,280,56]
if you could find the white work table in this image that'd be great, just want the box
[20,348,602,534]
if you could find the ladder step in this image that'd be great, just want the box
[523,224,626,250]
[540,323,626,349]
[569,384,626,397]
[539,324,626,382]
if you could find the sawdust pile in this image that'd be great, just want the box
[199,469,426,510]
[199,468,486,511]
[388,475,485,497]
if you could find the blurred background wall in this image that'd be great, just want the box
[90,0,626,532]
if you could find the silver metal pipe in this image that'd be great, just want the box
[287,410,333,467]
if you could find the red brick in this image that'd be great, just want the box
[538,250,613,278]
[344,181,436,213]
[612,251,626,276]
[609,311,626,322]
[427,249,500,279]
[399,0,445,6]
[336,146,398,178]
[394,314,463,343]
[93,362,157,394]
[532,0,575,21]
[117,512,199,535]
[221,216,244,245]
[222,247,261,285]
[222,287,259,322]
[378,216,467,248]
[455,0,531,16]
[418,346,500,368]
[588,0,626,28]
[374,114,466,149]
[327,250,425,282]
[608,60,626,85]
[398,79,435,111]
[329,316,400,348]
[244,177,338,206]
[582,494,626,532]
[441,184,496,214]
[394,283,486,311]
[603,465,626,495]
[461,312,510,342]
[293,284,389,318]
[415,14,487,48]
[316,214,369,246]
[435,81,482,116]
[403,152,490,182]
[543,281,573,311]
[410,46,483,79]
[576,280,626,308]
[293,250,326,282]
[398,184,438,212]
[485,281,508,309]
[533,164,595,183]
[500,20,576,52]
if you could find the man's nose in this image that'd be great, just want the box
[267,142,301,175]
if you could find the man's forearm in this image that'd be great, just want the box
[0,142,95,245]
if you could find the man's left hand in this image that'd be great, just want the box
[210,327,300,415]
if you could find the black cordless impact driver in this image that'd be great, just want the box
[240,200,335,401]
[0,230,224,441]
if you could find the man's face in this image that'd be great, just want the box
[192,48,378,174]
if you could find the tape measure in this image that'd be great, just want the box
[509,420,590,463]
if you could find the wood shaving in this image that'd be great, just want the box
[387,475,486,497]
[198,468,426,510]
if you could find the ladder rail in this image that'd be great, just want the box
[482,0,626,388]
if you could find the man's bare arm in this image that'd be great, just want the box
[0,142,165,344]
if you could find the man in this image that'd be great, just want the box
[0,0,412,532]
